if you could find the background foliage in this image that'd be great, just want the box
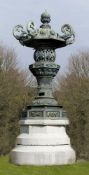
[0,44,36,155]
[55,51,89,159]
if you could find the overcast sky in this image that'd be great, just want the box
[0,0,89,73]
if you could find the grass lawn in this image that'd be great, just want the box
[0,156,89,175]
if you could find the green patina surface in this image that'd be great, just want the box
[13,11,75,120]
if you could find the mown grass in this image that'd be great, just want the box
[0,156,89,175]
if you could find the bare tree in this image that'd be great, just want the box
[55,50,89,159]
[0,44,36,155]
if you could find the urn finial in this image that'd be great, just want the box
[40,10,51,24]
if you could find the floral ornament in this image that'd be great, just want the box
[61,24,75,44]
[13,25,28,40]
[26,21,37,37]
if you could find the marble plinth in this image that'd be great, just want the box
[10,119,76,165]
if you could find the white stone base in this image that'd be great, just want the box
[10,119,76,165]
[11,145,75,165]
